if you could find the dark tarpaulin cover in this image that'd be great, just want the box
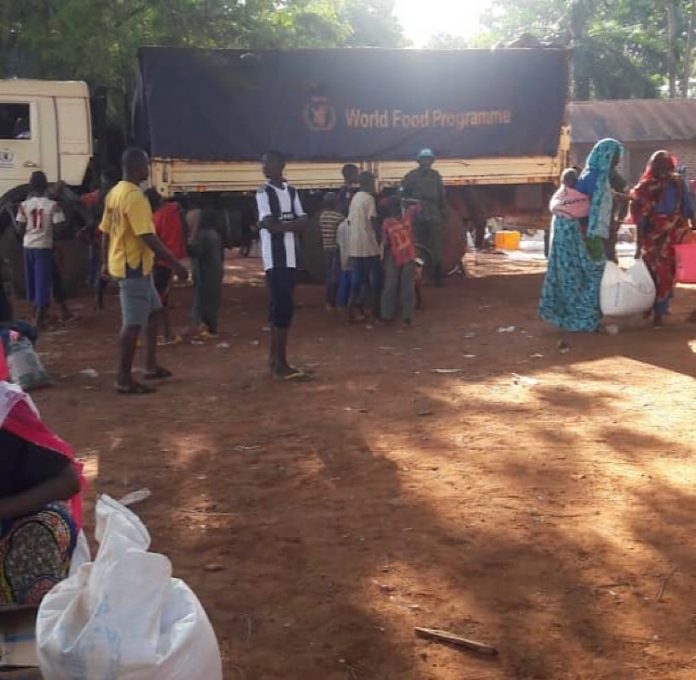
[134,47,569,162]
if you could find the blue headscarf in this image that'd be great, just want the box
[578,138,624,240]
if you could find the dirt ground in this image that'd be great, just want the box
[25,250,696,679]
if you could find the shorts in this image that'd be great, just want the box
[265,267,295,328]
[23,248,52,308]
[152,265,173,306]
[117,275,162,328]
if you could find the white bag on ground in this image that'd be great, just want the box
[36,495,223,680]
[600,259,656,317]
[67,529,91,577]
[7,337,49,390]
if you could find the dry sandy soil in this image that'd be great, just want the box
[25,251,696,679]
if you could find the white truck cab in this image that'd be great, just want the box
[0,79,92,200]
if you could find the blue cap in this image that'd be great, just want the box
[417,148,435,159]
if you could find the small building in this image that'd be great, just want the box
[568,99,696,184]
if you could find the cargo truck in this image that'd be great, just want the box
[0,47,569,284]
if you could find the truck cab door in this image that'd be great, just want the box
[0,98,42,196]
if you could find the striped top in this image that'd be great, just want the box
[319,209,344,249]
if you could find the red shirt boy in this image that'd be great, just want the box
[153,202,187,266]
[382,205,418,266]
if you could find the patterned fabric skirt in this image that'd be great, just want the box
[539,216,606,332]
[641,214,690,316]
[0,503,77,606]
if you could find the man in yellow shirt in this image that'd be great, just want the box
[100,148,188,394]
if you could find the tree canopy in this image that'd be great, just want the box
[3,0,696,109]
[0,0,405,122]
[473,0,696,100]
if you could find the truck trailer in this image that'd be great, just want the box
[0,47,569,283]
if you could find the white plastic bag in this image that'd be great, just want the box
[37,495,223,680]
[68,530,91,577]
[7,337,49,390]
[600,259,656,317]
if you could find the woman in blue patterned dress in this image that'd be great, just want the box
[539,138,624,332]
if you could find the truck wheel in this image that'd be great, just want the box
[0,185,28,237]
[414,243,432,270]
[0,185,29,298]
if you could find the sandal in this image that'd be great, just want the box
[115,381,155,395]
[144,367,173,380]
[279,370,312,382]
[157,335,183,347]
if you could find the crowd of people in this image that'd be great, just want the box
[0,144,450,606]
[256,148,446,379]
[540,138,695,332]
[3,137,696,608]
[6,138,696,394]
[3,145,448,390]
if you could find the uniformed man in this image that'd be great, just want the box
[401,148,447,286]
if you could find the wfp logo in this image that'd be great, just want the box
[0,149,14,165]
[304,96,336,132]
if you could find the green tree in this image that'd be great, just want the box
[342,0,405,47]
[0,0,405,127]
[426,33,469,49]
[475,0,696,100]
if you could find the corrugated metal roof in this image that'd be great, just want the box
[568,99,696,144]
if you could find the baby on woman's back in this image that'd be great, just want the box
[549,167,590,222]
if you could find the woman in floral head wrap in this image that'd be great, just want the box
[630,150,693,325]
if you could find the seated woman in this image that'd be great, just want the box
[0,382,83,606]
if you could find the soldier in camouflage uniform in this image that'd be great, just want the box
[401,149,448,286]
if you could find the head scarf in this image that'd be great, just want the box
[580,138,624,239]
[0,382,85,529]
[630,150,681,224]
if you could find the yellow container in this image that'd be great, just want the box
[495,230,521,251]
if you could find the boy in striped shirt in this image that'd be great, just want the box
[255,151,309,380]
[318,192,345,310]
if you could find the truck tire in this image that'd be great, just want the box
[441,200,467,273]
[0,185,29,299]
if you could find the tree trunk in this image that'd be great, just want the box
[568,0,592,101]
[668,0,677,98]
[573,57,592,101]
[683,0,696,97]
